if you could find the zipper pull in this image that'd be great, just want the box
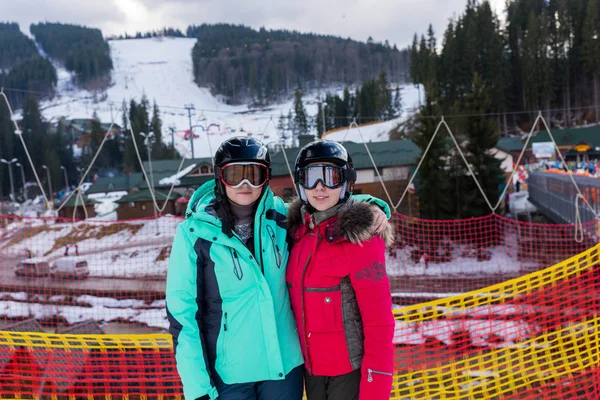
[233,249,238,259]
[367,369,373,383]
[224,312,228,331]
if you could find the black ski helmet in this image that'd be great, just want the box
[294,139,356,204]
[213,136,271,197]
[211,137,271,238]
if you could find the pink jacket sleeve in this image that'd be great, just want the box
[347,237,395,400]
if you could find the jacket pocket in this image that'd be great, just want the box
[229,249,243,281]
[305,287,343,332]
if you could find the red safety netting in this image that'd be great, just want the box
[0,212,598,399]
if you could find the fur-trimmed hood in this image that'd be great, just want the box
[286,199,394,248]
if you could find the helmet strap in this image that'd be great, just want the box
[339,182,348,201]
[298,185,308,202]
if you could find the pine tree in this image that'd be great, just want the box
[358,79,379,123]
[412,94,453,220]
[461,74,504,219]
[342,88,352,126]
[316,103,324,136]
[393,87,403,117]
[286,110,294,141]
[277,113,287,138]
[409,33,421,86]
[123,99,150,172]
[425,24,437,94]
[53,121,75,191]
[293,89,308,143]
[548,0,571,126]
[20,96,46,182]
[438,21,459,108]
[151,101,164,158]
[474,1,508,113]
[377,71,394,120]
[418,35,431,94]
[82,113,107,175]
[0,97,15,198]
[581,0,600,121]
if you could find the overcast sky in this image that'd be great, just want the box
[3,0,506,48]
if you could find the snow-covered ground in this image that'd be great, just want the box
[394,318,534,347]
[1,216,179,277]
[1,216,536,279]
[20,37,422,159]
[0,290,541,346]
[387,243,538,277]
[0,292,167,329]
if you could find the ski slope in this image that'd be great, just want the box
[31,37,422,158]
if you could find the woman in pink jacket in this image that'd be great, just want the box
[286,139,395,400]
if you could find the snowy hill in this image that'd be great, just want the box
[32,37,423,158]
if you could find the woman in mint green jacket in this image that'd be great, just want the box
[166,137,389,400]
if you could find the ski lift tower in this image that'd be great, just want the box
[184,104,195,158]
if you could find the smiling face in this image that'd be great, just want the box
[225,183,262,206]
[303,162,343,211]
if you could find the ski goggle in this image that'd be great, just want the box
[220,162,269,189]
[296,164,355,190]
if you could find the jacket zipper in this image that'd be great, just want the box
[367,369,393,382]
[223,312,228,364]
[258,210,265,275]
[301,252,312,374]
[266,225,282,268]
[302,231,322,375]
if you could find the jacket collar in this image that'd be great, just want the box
[185,179,272,240]
[287,198,394,247]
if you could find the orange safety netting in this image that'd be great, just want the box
[0,212,598,399]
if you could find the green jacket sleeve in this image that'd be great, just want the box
[166,224,218,400]
[353,194,392,219]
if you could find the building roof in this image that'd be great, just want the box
[270,139,420,177]
[496,137,525,153]
[60,194,99,207]
[141,157,212,174]
[91,140,421,192]
[489,126,600,156]
[67,118,122,132]
[115,189,182,203]
[87,173,144,194]
[178,175,214,187]
[530,125,600,148]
